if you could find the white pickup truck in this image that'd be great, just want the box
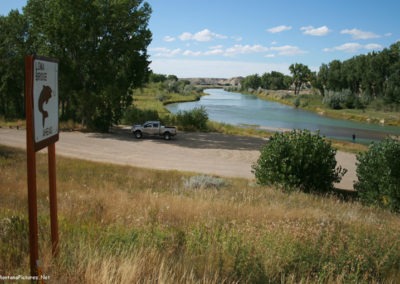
[131,121,177,140]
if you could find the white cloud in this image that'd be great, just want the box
[365,43,383,50]
[301,25,330,36]
[340,28,379,40]
[205,49,224,56]
[231,36,243,42]
[149,58,291,78]
[205,45,224,56]
[210,45,224,50]
[163,36,175,42]
[150,47,182,57]
[151,43,306,59]
[183,50,202,56]
[323,42,383,53]
[270,45,306,56]
[267,25,292,33]
[224,44,269,56]
[178,29,227,42]
[179,32,193,41]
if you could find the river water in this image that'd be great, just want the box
[166,88,400,144]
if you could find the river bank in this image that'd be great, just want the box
[167,89,400,147]
[234,88,400,127]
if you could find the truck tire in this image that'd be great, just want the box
[134,131,142,139]
[164,132,171,140]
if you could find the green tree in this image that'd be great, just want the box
[176,106,208,131]
[241,74,261,91]
[315,64,329,96]
[384,42,400,104]
[0,10,27,119]
[149,73,168,83]
[289,63,311,95]
[355,138,400,212]
[253,130,346,193]
[317,41,400,105]
[260,71,289,90]
[24,0,152,131]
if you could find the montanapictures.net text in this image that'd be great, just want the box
[0,274,50,281]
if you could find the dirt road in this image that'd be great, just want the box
[0,128,357,190]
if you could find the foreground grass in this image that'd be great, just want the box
[1,145,399,283]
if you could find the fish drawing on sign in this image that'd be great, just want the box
[38,85,52,127]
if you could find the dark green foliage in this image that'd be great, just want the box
[253,130,347,193]
[241,74,261,91]
[122,106,159,125]
[293,97,301,108]
[0,0,152,131]
[175,106,208,131]
[240,71,291,92]
[289,63,312,95]
[0,11,27,119]
[355,138,400,212]
[322,89,365,110]
[316,41,400,106]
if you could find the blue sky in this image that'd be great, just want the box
[2,0,400,78]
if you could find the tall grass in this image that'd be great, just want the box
[1,145,399,283]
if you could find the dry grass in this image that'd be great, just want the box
[1,145,400,283]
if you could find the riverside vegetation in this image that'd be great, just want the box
[1,145,400,283]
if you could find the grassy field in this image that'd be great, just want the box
[131,83,201,118]
[1,145,399,283]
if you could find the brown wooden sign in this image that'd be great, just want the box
[27,56,59,151]
[25,55,59,278]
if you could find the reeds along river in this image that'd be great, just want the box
[166,88,400,144]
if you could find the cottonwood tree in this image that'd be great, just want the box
[0,10,28,119]
[23,0,152,131]
[313,41,400,106]
[289,63,312,95]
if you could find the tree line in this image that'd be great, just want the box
[239,41,400,108]
[315,42,400,108]
[0,0,152,131]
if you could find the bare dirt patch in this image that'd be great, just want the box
[0,128,357,190]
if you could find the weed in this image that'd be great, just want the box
[183,175,227,190]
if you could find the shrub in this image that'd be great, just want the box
[355,138,400,212]
[252,130,347,193]
[183,175,226,190]
[293,97,300,108]
[176,106,208,131]
[322,89,365,110]
[122,106,159,125]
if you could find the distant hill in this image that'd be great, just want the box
[181,77,243,86]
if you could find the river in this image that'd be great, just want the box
[166,88,400,144]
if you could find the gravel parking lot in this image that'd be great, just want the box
[0,128,357,190]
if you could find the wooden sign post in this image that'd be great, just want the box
[25,55,59,278]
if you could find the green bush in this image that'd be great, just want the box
[323,89,365,110]
[252,130,347,193]
[122,106,159,125]
[355,138,400,212]
[176,106,208,131]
